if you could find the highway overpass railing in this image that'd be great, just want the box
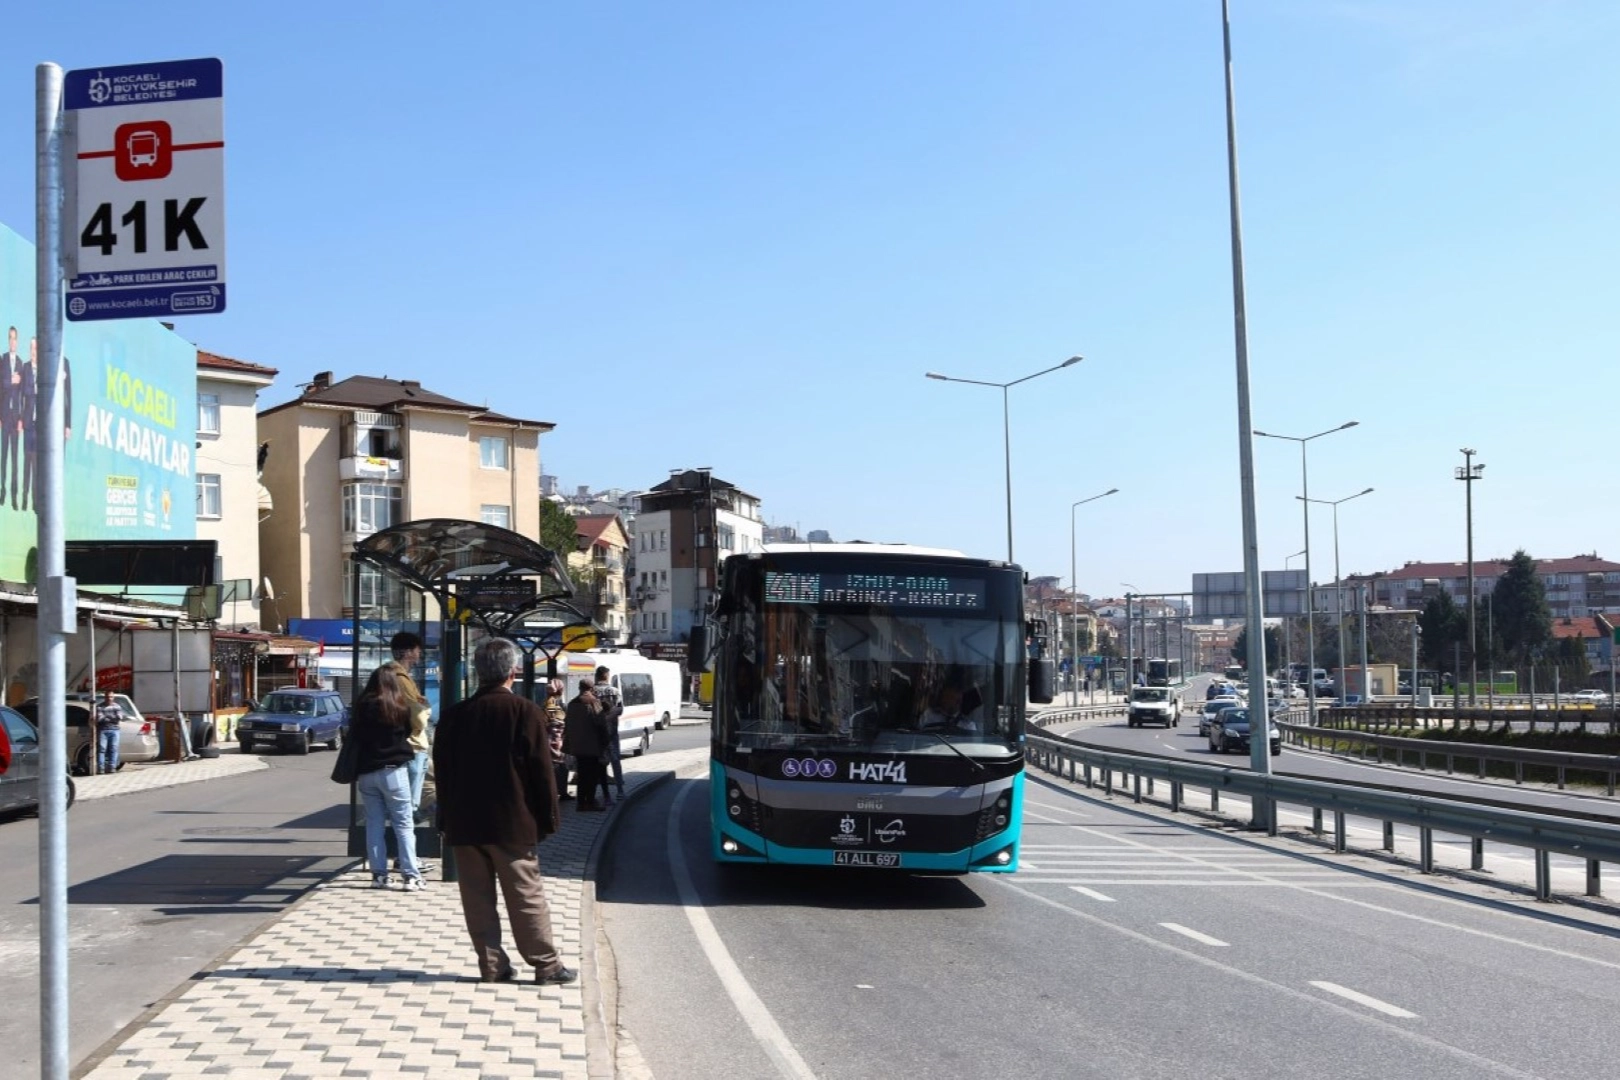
[1022,723,1620,903]
[1278,721,1620,797]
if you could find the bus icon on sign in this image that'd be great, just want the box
[114,120,173,181]
[127,131,160,166]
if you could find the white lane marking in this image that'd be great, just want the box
[1068,886,1116,902]
[1020,803,1620,973]
[1160,923,1229,947]
[1019,878,1385,887]
[667,782,819,1080]
[1019,861,1040,870]
[1310,981,1418,1018]
[995,878,1542,1079]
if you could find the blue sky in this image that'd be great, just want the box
[3,2,1615,599]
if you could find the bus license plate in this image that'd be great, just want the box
[834,851,898,868]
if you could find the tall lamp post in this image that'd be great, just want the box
[1255,420,1359,724]
[1298,487,1373,703]
[1070,488,1120,705]
[1283,548,1306,690]
[926,355,1083,562]
[1456,448,1485,704]
[1121,582,1139,696]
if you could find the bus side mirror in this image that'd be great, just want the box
[686,627,709,673]
[1029,659,1055,705]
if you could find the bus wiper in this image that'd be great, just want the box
[889,727,987,773]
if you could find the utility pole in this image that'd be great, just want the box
[1456,448,1485,705]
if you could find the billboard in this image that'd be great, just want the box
[0,222,196,583]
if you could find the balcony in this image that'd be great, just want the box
[340,455,405,482]
[591,550,624,573]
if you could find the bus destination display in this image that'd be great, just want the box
[764,571,986,610]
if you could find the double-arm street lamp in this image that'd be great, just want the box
[1255,421,1358,724]
[927,355,1083,562]
[1070,488,1120,705]
[1282,548,1306,689]
[1298,487,1374,702]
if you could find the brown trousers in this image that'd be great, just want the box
[452,842,563,980]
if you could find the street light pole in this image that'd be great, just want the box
[1071,488,1120,706]
[1284,548,1306,691]
[1255,421,1359,725]
[1298,487,1373,701]
[1122,583,1138,697]
[1456,448,1485,705]
[926,355,1083,563]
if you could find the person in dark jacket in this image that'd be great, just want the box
[433,637,574,986]
[352,661,425,890]
[562,678,609,812]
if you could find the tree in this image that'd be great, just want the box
[538,499,592,592]
[1230,624,1281,671]
[1490,549,1552,670]
[1417,591,1466,671]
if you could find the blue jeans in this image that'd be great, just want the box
[358,764,419,880]
[406,750,429,815]
[97,728,120,773]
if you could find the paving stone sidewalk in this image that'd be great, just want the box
[76,747,709,1080]
[76,752,268,801]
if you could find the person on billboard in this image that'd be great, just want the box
[17,337,37,513]
[0,326,18,509]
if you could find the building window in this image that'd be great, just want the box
[479,436,509,469]
[198,393,220,436]
[196,473,222,518]
[660,530,668,551]
[342,482,403,536]
[344,557,405,610]
[480,504,511,528]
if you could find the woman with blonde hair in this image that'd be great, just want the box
[352,661,425,890]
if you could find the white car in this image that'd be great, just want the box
[1567,689,1611,703]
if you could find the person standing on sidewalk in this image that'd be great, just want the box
[562,678,608,812]
[352,661,426,891]
[544,678,569,800]
[388,631,433,820]
[593,665,626,803]
[433,637,575,986]
[94,690,124,774]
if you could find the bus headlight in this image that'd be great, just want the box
[721,838,741,854]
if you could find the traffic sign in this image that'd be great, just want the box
[64,58,226,320]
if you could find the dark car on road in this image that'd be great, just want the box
[236,689,349,755]
[1208,708,1283,756]
[0,705,75,815]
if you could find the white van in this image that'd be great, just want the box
[556,649,683,757]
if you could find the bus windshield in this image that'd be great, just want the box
[717,597,1023,755]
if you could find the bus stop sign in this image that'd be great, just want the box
[64,58,226,320]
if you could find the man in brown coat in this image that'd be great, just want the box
[433,637,576,985]
[562,678,609,812]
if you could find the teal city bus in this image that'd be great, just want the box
[696,544,1052,873]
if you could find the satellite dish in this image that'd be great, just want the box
[259,576,275,600]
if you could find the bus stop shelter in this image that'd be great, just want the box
[345,519,598,866]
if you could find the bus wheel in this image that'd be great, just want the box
[635,731,650,757]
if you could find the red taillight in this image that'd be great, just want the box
[140,722,153,734]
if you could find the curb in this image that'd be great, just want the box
[581,769,679,1080]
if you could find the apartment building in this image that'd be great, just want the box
[257,372,552,624]
[631,469,763,643]
[195,351,278,629]
[570,514,630,645]
[1359,554,1620,621]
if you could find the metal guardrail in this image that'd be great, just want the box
[1279,722,1620,796]
[1329,703,1619,731]
[1022,726,1620,902]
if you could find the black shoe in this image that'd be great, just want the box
[537,966,578,985]
[484,968,518,983]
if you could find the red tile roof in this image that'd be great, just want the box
[574,514,624,547]
[197,349,278,376]
[260,374,553,429]
[1552,617,1603,639]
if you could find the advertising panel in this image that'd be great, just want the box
[0,222,196,583]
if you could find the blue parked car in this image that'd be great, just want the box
[236,689,349,755]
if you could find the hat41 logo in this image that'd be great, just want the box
[849,760,907,783]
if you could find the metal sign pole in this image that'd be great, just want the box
[36,60,73,1080]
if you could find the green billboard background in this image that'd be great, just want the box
[0,222,197,584]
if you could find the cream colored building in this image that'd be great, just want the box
[257,372,553,625]
[569,514,630,645]
[196,351,279,629]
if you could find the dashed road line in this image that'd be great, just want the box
[1068,886,1116,902]
[1159,923,1229,947]
[1310,981,1417,1018]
